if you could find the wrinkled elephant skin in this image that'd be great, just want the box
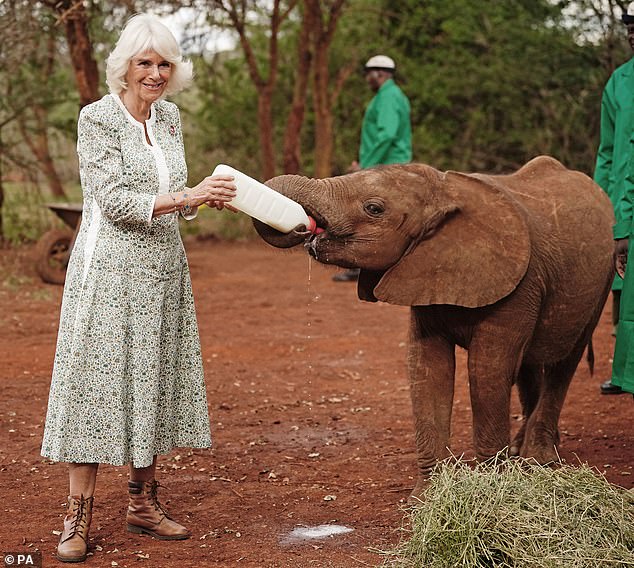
[253,157,615,499]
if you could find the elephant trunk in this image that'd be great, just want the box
[253,175,321,249]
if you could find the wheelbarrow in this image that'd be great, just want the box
[36,203,82,285]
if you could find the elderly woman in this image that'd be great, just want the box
[41,14,236,563]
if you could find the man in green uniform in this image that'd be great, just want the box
[593,4,634,394]
[334,55,412,282]
[357,55,412,169]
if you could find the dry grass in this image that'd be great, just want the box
[382,456,634,567]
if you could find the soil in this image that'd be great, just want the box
[0,239,632,568]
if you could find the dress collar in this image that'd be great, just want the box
[111,93,157,128]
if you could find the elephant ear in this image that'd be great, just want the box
[372,171,531,308]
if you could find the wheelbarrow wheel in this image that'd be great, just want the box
[36,228,73,285]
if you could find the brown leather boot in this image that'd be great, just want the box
[56,494,93,563]
[126,480,190,540]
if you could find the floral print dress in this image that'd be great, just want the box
[41,94,211,468]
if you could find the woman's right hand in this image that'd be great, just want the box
[187,175,237,208]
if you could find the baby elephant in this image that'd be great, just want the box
[253,156,614,498]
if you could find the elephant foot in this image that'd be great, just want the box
[510,425,526,457]
[522,444,560,465]
[474,451,510,475]
[520,424,561,464]
[407,476,431,506]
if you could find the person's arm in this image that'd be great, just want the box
[78,106,157,226]
[594,79,616,194]
[360,92,403,168]
[152,177,237,218]
[614,137,634,241]
[78,106,236,224]
[612,135,634,278]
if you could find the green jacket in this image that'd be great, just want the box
[359,79,412,169]
[594,58,634,289]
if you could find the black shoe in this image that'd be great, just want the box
[600,380,625,395]
[332,269,360,282]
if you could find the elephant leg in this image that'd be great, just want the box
[467,332,531,462]
[510,363,543,456]
[520,342,586,463]
[407,312,456,501]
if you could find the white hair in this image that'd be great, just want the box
[106,13,193,97]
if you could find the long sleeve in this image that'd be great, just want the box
[594,79,616,195]
[615,144,634,239]
[78,107,156,227]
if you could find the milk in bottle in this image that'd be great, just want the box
[211,164,317,233]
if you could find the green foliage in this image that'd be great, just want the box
[381,0,620,173]
[184,54,263,181]
[3,0,632,242]
[1,182,68,244]
[328,0,386,173]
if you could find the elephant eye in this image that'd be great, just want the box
[363,201,385,217]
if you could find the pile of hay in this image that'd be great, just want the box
[383,458,634,567]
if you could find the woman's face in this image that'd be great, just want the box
[125,50,172,105]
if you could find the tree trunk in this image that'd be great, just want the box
[313,46,334,178]
[26,106,66,197]
[51,0,100,107]
[0,126,4,244]
[283,2,314,174]
[216,0,298,180]
[18,34,67,198]
[258,86,277,181]
[308,0,349,178]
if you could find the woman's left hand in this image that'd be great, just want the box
[188,174,237,208]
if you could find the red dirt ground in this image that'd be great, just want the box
[0,239,632,567]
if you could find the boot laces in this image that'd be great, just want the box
[149,481,172,519]
[64,496,90,542]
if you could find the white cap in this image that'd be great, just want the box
[623,2,634,23]
[364,55,396,71]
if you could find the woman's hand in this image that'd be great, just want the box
[615,238,629,279]
[152,175,238,218]
[188,174,237,208]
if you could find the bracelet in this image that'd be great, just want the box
[169,193,179,213]
[182,190,192,216]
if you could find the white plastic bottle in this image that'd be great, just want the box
[212,164,316,233]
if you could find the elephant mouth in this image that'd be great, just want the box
[301,206,330,260]
[304,233,322,258]
[297,206,356,265]
[303,205,328,233]
[303,224,356,264]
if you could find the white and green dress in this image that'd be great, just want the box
[41,94,211,468]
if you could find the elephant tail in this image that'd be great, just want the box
[586,338,595,376]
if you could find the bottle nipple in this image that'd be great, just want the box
[306,216,325,235]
